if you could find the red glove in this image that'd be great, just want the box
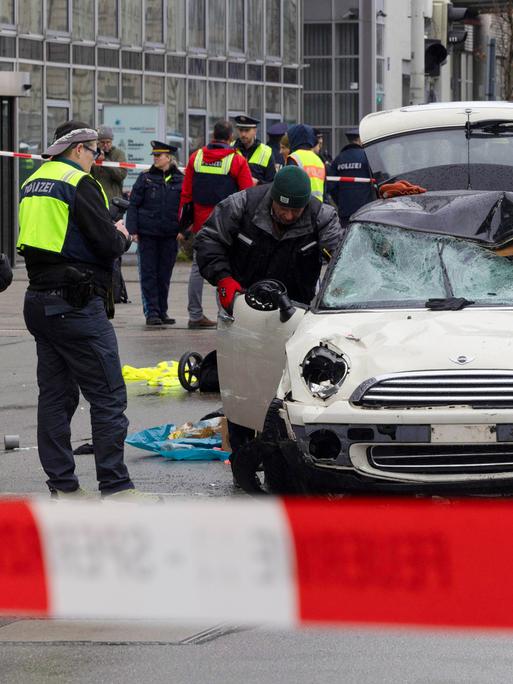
[217,277,243,314]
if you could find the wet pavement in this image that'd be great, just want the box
[3,258,513,683]
[0,257,230,498]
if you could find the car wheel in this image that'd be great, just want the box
[261,399,306,495]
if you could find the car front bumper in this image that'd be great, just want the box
[283,401,513,493]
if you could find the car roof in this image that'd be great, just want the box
[360,102,513,144]
[350,190,513,248]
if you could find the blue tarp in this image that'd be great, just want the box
[125,422,230,461]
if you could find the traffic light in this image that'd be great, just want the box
[447,4,470,48]
[425,39,448,77]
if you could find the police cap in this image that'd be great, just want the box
[151,140,177,154]
[268,122,288,137]
[234,115,259,129]
[346,127,360,139]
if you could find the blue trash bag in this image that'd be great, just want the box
[125,421,230,461]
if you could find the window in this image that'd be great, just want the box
[73,69,94,124]
[336,23,359,55]
[98,0,118,38]
[304,59,332,91]
[229,0,244,53]
[208,0,226,55]
[0,1,14,24]
[167,0,185,52]
[305,24,331,56]
[283,0,298,64]
[19,0,43,34]
[208,80,226,133]
[72,0,94,40]
[122,50,142,69]
[266,0,281,57]
[335,58,358,90]
[0,37,15,57]
[145,0,163,43]
[283,88,298,124]
[73,46,95,65]
[167,77,185,136]
[188,79,206,108]
[98,71,119,103]
[247,0,263,59]
[19,39,43,60]
[19,64,43,150]
[167,55,186,73]
[209,60,226,78]
[228,82,245,111]
[144,75,164,104]
[189,0,206,50]
[266,86,281,113]
[98,48,119,68]
[145,53,165,71]
[122,0,142,45]
[46,67,70,100]
[47,0,69,32]
[335,93,358,125]
[247,84,263,125]
[122,73,142,103]
[47,42,70,63]
[304,93,331,126]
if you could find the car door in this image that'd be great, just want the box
[217,294,306,432]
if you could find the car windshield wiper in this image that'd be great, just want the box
[425,297,475,311]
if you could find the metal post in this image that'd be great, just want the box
[410,0,426,105]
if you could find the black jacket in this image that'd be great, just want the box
[195,185,343,305]
[0,253,13,292]
[126,165,183,238]
[328,144,376,219]
[22,174,131,293]
[233,139,276,185]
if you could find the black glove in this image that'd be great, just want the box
[0,253,13,293]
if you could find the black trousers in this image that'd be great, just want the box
[23,291,134,494]
[138,236,178,319]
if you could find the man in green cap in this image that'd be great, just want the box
[195,165,342,311]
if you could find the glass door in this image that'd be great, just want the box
[188,113,206,156]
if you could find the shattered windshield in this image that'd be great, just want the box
[320,222,513,310]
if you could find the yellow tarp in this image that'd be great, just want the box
[122,361,181,387]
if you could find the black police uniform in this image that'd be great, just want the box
[21,158,134,495]
[126,141,183,323]
[233,115,276,184]
[328,141,376,222]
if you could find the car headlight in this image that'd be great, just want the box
[301,345,348,399]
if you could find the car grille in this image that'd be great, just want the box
[368,444,513,474]
[351,371,513,408]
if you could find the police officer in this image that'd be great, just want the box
[126,140,183,326]
[233,115,276,185]
[18,120,150,500]
[328,127,376,225]
[267,122,288,169]
[179,120,253,328]
[286,124,326,202]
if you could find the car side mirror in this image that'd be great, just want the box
[244,279,296,323]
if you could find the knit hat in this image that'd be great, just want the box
[97,125,114,140]
[270,166,311,208]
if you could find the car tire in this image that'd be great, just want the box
[261,399,305,495]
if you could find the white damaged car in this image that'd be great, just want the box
[218,190,513,495]
[217,102,513,495]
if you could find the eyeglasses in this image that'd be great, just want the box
[82,144,101,160]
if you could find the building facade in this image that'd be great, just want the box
[0,0,302,162]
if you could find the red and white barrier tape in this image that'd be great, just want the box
[0,150,374,183]
[1,496,513,630]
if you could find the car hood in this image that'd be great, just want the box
[286,308,513,401]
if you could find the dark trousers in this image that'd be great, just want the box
[138,236,178,319]
[23,291,133,494]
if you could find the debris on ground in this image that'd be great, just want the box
[126,417,231,460]
[122,360,181,388]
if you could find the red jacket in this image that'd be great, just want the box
[179,141,253,233]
